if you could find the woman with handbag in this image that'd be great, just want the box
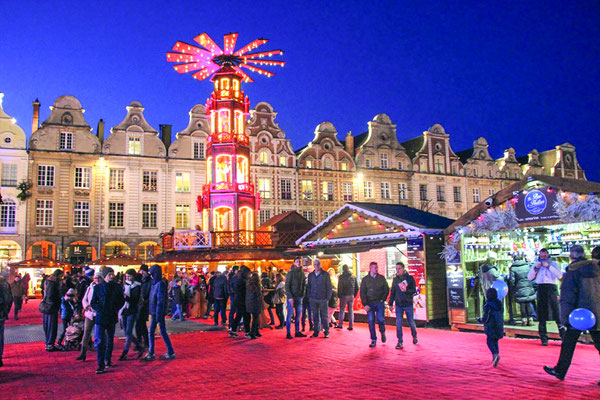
[39,269,63,352]
[273,274,286,329]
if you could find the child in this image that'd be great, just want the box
[479,288,504,367]
[57,288,77,348]
[171,278,184,321]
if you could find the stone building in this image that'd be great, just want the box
[5,94,589,264]
[0,93,28,266]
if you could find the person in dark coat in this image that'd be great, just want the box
[119,269,142,360]
[544,245,600,382]
[478,288,504,367]
[212,271,228,326]
[227,266,240,331]
[336,264,358,330]
[91,267,124,374]
[57,288,77,347]
[142,264,175,362]
[203,271,216,318]
[76,270,93,310]
[360,262,390,347]
[285,257,307,339]
[245,272,264,339]
[171,278,184,321]
[389,262,418,349]
[307,259,332,338]
[509,254,537,326]
[10,275,26,320]
[136,264,151,350]
[230,266,251,338]
[0,275,13,367]
[39,269,63,352]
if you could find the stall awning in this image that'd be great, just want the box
[8,258,71,269]
[150,248,292,263]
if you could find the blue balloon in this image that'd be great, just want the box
[569,308,597,331]
[491,280,509,300]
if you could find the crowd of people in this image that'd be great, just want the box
[0,246,598,384]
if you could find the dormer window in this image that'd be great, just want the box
[306,160,313,169]
[128,137,141,155]
[279,156,287,167]
[60,132,73,151]
[259,150,269,165]
[365,159,371,168]
[341,161,348,171]
[380,154,388,169]
[324,158,332,170]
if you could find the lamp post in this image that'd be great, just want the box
[97,157,105,257]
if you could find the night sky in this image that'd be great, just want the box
[1,1,598,180]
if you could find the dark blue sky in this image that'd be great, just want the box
[1,1,598,180]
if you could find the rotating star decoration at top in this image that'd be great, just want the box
[166,32,285,83]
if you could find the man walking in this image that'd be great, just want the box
[389,262,418,349]
[528,248,563,345]
[91,267,124,374]
[336,264,358,330]
[285,257,307,339]
[212,271,229,326]
[227,266,239,331]
[544,245,600,382]
[136,264,151,351]
[360,262,390,348]
[0,275,13,367]
[10,275,25,320]
[142,264,175,361]
[307,259,332,338]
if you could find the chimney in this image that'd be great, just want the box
[160,124,172,152]
[97,119,105,143]
[345,131,354,157]
[32,99,40,134]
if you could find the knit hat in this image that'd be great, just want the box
[85,268,94,277]
[101,267,115,278]
[66,288,76,297]
[94,271,103,279]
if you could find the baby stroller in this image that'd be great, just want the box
[64,319,84,351]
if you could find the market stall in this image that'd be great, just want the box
[82,254,144,275]
[443,175,600,332]
[8,258,72,297]
[290,202,454,325]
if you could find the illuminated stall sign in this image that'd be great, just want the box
[407,238,427,320]
[514,187,559,223]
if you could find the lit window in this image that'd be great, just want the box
[324,158,332,170]
[381,182,391,199]
[37,165,55,187]
[322,181,334,201]
[0,199,16,228]
[364,182,373,199]
[74,201,90,227]
[128,137,141,155]
[175,172,191,192]
[341,161,348,171]
[279,156,287,167]
[143,171,158,192]
[398,183,407,200]
[142,203,157,229]
[259,150,269,165]
[60,132,73,150]
[473,188,480,203]
[74,167,91,189]
[343,182,353,201]
[219,109,230,132]
[380,154,388,169]
[305,160,313,169]
[175,204,190,228]
[193,142,205,160]
[109,169,125,190]
[301,180,313,200]
[108,202,124,228]
[258,178,271,199]
[36,199,53,227]
[234,110,244,135]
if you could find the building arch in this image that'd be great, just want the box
[0,240,21,267]
[27,240,56,260]
[136,241,161,261]
[65,241,96,265]
[102,241,131,257]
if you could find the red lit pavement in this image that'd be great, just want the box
[2,316,599,399]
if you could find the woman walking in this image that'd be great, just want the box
[246,272,264,339]
[77,272,101,361]
[39,269,63,352]
[119,269,143,360]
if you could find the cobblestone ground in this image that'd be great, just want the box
[2,315,599,400]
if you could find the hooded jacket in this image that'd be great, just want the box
[139,273,152,315]
[91,279,124,326]
[338,271,359,297]
[560,258,600,331]
[509,260,536,303]
[482,298,504,339]
[149,265,168,318]
[478,264,500,292]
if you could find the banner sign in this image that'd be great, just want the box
[514,187,559,223]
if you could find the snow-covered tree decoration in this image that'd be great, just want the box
[440,244,460,262]
[553,192,600,223]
